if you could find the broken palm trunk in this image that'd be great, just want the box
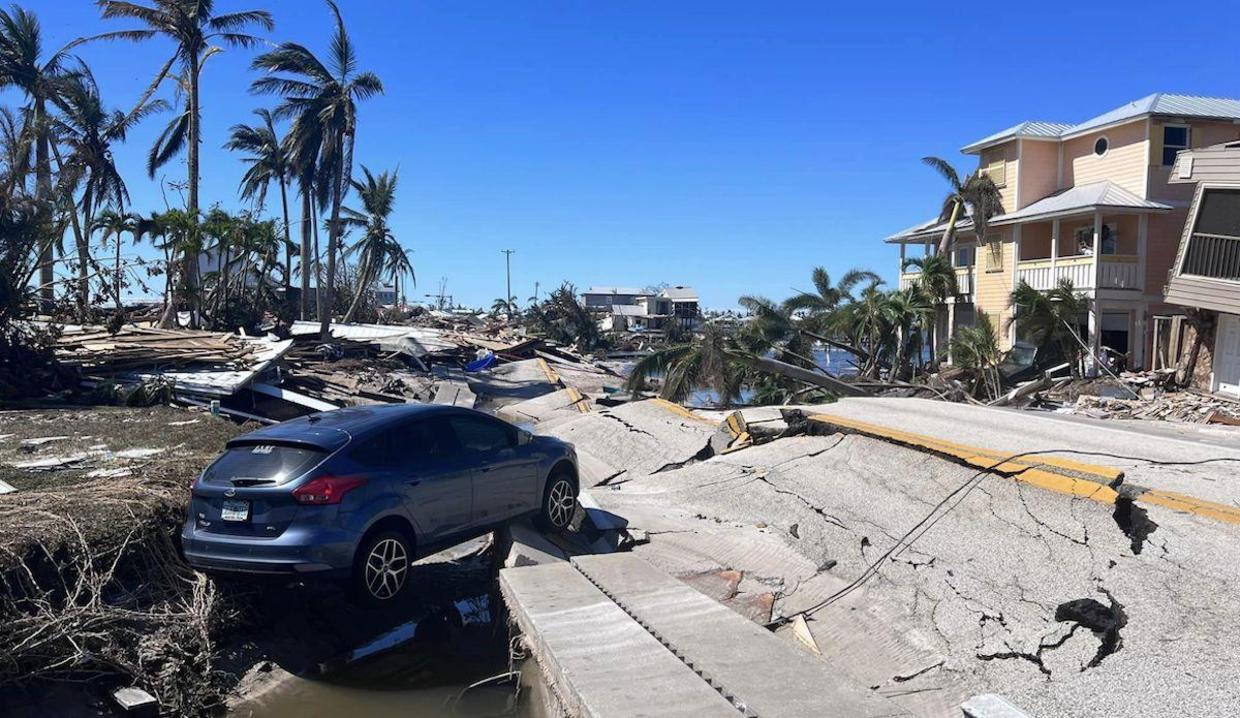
[725,350,870,397]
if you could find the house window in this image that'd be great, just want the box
[980,159,1006,188]
[954,245,975,268]
[1162,125,1190,166]
[1094,136,1109,157]
[1073,223,1117,255]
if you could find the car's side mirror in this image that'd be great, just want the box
[516,431,532,446]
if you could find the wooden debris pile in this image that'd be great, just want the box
[1068,391,1240,424]
[277,337,435,406]
[54,327,256,376]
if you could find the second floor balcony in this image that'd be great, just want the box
[898,266,974,298]
[1015,254,1141,291]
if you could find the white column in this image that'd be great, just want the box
[1133,309,1146,370]
[1088,299,1101,377]
[1050,217,1061,275]
[1092,211,1102,291]
[1136,214,1149,291]
[899,242,907,281]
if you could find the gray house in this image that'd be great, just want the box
[1165,142,1240,396]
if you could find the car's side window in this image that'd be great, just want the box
[397,418,457,465]
[447,415,513,454]
[349,429,398,469]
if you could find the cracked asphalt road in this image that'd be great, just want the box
[580,425,1240,717]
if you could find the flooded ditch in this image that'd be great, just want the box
[224,538,546,718]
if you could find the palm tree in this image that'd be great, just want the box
[625,323,749,407]
[51,66,165,314]
[922,156,1005,254]
[0,5,74,311]
[881,286,935,379]
[828,283,893,378]
[1010,278,1091,377]
[225,108,294,289]
[902,251,957,362]
[784,266,879,315]
[339,166,410,322]
[948,312,1003,399]
[251,0,383,339]
[91,208,136,309]
[89,0,273,324]
[90,0,272,217]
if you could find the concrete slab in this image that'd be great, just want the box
[500,562,737,718]
[543,400,716,485]
[572,554,910,718]
[498,387,590,425]
[431,379,477,408]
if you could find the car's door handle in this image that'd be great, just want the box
[407,479,421,486]
[479,467,493,473]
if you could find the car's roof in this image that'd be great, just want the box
[229,403,484,452]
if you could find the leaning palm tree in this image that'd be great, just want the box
[922,156,1006,254]
[625,323,749,407]
[225,108,294,288]
[1010,278,1091,377]
[51,66,165,314]
[339,166,410,322]
[0,5,74,310]
[251,0,383,339]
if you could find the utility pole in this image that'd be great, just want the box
[502,249,515,318]
[533,281,540,304]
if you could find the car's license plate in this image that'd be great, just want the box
[221,499,250,522]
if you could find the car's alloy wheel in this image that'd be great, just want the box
[363,536,408,601]
[547,478,576,529]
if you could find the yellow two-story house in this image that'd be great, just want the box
[887,93,1240,371]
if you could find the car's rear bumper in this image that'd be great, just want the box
[181,522,360,576]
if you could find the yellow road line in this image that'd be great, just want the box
[808,413,1121,505]
[537,358,563,387]
[809,412,1240,526]
[651,398,715,424]
[566,387,591,413]
[1138,490,1240,526]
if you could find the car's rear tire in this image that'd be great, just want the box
[535,469,577,533]
[353,529,412,605]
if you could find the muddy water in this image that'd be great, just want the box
[227,540,546,718]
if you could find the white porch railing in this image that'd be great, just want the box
[1015,255,1141,291]
[898,269,973,296]
[954,267,973,296]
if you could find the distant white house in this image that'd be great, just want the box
[586,284,701,333]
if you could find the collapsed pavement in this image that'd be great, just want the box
[507,388,1240,717]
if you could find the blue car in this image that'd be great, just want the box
[182,404,579,603]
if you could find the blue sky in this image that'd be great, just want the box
[12,1,1240,309]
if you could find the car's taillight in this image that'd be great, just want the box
[292,475,367,505]
[188,475,199,491]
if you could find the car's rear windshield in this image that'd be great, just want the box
[201,444,328,486]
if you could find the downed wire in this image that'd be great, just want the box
[767,447,1240,629]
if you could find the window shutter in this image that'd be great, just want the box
[987,237,1004,270]
[981,160,1006,187]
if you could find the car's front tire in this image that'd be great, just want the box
[353,529,412,605]
[535,469,577,533]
